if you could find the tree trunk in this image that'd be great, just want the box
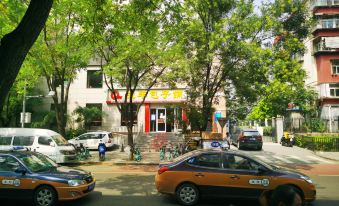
[127,125,134,160]
[0,0,53,111]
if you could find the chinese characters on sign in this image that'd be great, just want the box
[108,89,186,103]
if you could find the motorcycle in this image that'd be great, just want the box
[98,142,106,161]
[280,133,294,147]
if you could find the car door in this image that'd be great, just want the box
[77,134,89,148]
[34,136,57,161]
[187,153,229,196]
[0,155,35,199]
[222,154,273,198]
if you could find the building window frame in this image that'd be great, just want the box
[87,70,103,88]
[121,104,138,126]
[331,60,339,75]
[330,83,339,97]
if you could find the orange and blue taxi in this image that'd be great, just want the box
[0,151,95,206]
[155,149,316,205]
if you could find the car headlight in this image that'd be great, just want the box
[68,180,86,187]
[301,175,313,184]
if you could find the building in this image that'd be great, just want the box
[302,0,339,131]
[65,61,227,134]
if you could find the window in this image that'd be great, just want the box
[188,154,220,168]
[87,133,104,140]
[87,70,102,88]
[121,104,138,126]
[332,60,339,74]
[38,136,52,146]
[223,154,260,171]
[13,136,34,146]
[330,83,339,97]
[0,156,21,172]
[86,103,103,126]
[0,136,12,145]
[243,131,260,136]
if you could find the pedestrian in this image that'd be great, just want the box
[225,132,231,149]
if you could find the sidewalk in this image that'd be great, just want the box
[78,150,161,166]
[315,151,339,162]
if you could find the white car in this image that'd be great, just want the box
[68,131,114,150]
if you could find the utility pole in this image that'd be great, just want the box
[21,82,27,128]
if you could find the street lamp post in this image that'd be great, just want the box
[21,83,55,128]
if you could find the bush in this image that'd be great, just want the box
[263,126,272,136]
[301,118,326,133]
[294,134,339,151]
[65,128,87,140]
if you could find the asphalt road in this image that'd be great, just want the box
[2,143,339,206]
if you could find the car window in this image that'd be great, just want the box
[13,136,35,146]
[38,136,52,146]
[223,154,260,171]
[244,131,260,136]
[78,134,88,140]
[0,136,12,145]
[188,153,220,168]
[108,133,113,139]
[0,156,21,172]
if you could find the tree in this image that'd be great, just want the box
[180,0,270,133]
[248,0,315,120]
[73,106,105,130]
[28,0,92,136]
[0,0,53,112]
[86,0,183,159]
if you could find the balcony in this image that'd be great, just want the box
[312,0,339,8]
[314,37,339,54]
[315,18,339,29]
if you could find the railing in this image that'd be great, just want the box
[295,135,339,151]
[312,0,339,8]
[315,19,339,29]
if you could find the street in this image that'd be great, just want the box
[3,143,339,206]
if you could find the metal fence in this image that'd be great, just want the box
[284,117,339,133]
[295,135,339,152]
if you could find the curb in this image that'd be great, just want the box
[314,151,339,162]
[65,160,159,166]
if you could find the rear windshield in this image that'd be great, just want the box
[13,136,35,146]
[0,136,12,145]
[243,131,260,136]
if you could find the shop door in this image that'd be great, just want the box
[157,108,166,132]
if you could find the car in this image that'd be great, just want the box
[231,128,263,150]
[155,149,316,206]
[68,131,114,150]
[0,151,96,206]
[0,128,77,163]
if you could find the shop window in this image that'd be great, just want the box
[86,104,102,126]
[332,60,339,74]
[330,83,339,97]
[87,70,103,88]
[121,104,138,126]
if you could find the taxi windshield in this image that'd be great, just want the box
[52,135,69,146]
[19,153,58,173]
[173,150,197,162]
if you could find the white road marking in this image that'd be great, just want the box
[273,156,294,164]
[306,155,333,164]
[287,155,311,164]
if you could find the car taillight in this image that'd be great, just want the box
[108,139,112,143]
[239,136,245,141]
[158,167,169,175]
[256,136,262,141]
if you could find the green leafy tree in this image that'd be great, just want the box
[28,0,93,136]
[0,0,53,112]
[73,106,105,130]
[85,0,184,159]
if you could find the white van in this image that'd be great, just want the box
[0,128,77,163]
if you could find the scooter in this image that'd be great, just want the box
[280,134,294,147]
[98,142,106,161]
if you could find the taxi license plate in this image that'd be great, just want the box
[88,183,95,191]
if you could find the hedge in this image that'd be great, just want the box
[294,134,339,152]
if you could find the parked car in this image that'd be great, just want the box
[155,149,316,206]
[0,150,95,206]
[231,128,263,150]
[68,131,114,150]
[0,128,77,163]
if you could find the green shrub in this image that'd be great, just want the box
[263,126,272,136]
[301,118,326,133]
[65,128,87,140]
[295,134,339,151]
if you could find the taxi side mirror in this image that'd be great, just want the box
[15,167,27,175]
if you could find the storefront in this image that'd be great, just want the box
[106,88,187,133]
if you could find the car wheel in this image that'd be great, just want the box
[237,141,242,150]
[34,185,57,206]
[176,183,199,206]
[257,146,262,151]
